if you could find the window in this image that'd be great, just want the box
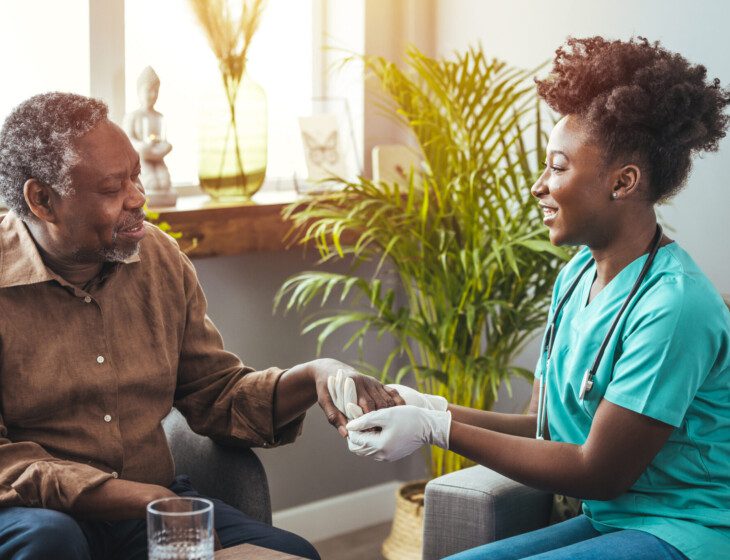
[124,0,314,187]
[0,0,323,192]
[0,0,90,126]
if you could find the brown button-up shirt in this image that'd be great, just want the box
[0,211,303,511]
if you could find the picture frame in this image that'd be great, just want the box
[295,97,361,194]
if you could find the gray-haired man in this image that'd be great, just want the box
[0,92,402,559]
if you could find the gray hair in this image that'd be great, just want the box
[0,92,109,219]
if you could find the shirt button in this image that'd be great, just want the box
[111,471,119,479]
[97,356,105,364]
[104,414,112,423]
[84,296,92,303]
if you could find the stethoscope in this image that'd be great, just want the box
[535,224,664,440]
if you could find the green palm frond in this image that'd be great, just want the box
[276,45,573,477]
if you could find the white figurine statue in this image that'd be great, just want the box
[123,66,177,207]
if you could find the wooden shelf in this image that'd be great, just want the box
[151,191,304,259]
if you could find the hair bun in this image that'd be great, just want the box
[536,36,729,202]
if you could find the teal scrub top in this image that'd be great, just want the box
[535,243,730,559]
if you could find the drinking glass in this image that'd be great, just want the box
[147,497,214,560]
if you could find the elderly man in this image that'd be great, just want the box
[0,92,402,559]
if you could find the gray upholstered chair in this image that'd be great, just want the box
[423,466,552,559]
[162,407,272,524]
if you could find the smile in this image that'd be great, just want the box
[539,204,558,222]
[117,221,146,241]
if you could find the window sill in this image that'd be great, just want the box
[151,190,304,259]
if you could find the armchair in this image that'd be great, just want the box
[423,466,552,559]
[162,407,272,524]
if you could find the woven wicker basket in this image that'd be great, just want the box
[382,480,428,560]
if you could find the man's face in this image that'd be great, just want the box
[51,120,147,263]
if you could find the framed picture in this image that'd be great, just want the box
[295,97,361,194]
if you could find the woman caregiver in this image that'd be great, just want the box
[343,37,730,559]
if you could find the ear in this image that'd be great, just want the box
[611,164,642,201]
[23,179,57,223]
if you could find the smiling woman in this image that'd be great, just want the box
[333,36,730,560]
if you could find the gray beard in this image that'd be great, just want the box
[99,242,140,263]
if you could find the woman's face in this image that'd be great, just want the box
[531,115,617,247]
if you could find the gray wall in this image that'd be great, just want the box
[435,0,730,295]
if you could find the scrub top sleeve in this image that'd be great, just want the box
[603,275,712,427]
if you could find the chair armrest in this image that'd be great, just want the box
[163,408,272,525]
[422,466,552,560]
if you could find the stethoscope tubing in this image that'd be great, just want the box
[536,225,664,440]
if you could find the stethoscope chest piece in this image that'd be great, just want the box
[579,371,594,401]
[534,225,663,439]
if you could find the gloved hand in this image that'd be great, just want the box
[385,384,448,412]
[327,369,364,420]
[346,405,452,462]
[327,370,370,454]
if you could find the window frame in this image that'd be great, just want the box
[88,0,330,194]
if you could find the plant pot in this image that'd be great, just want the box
[198,74,267,202]
[382,480,428,560]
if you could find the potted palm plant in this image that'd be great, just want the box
[275,45,571,558]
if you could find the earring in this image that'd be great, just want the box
[611,192,618,200]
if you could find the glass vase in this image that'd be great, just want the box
[198,74,267,202]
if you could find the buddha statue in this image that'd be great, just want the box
[123,66,177,207]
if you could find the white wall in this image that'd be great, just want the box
[435,0,730,296]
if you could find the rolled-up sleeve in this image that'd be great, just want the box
[0,414,113,510]
[173,252,304,447]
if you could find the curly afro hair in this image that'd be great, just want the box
[536,36,730,203]
[0,92,108,220]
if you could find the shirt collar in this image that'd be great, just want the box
[0,211,141,289]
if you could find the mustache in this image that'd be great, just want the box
[115,210,146,232]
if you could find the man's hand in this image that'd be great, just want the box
[310,359,404,437]
[72,478,177,520]
[346,405,452,461]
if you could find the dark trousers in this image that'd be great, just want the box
[0,475,320,560]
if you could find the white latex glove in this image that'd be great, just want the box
[346,405,452,462]
[327,369,364,420]
[385,384,448,411]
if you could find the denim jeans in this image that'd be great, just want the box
[444,515,688,560]
[0,475,320,560]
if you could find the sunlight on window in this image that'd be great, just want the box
[0,0,89,126]
[125,0,313,187]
